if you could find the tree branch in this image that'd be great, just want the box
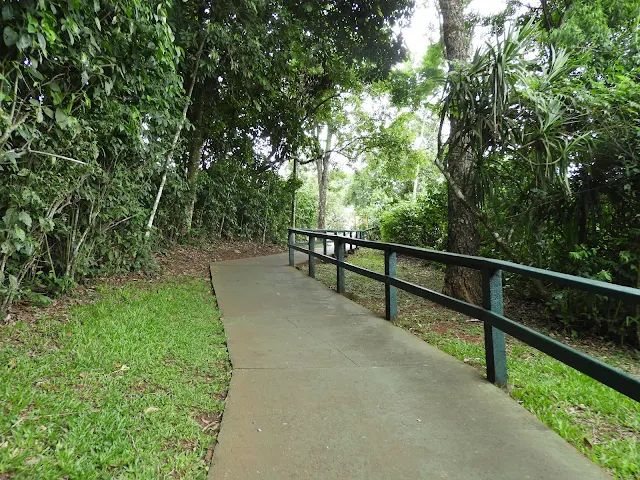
[27,148,88,165]
[302,93,340,123]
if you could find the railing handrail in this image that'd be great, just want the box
[288,228,640,403]
[297,226,378,232]
[290,228,640,303]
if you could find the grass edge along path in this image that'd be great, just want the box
[0,277,230,479]
[310,248,640,480]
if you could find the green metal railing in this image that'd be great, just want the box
[288,228,640,402]
[291,229,367,256]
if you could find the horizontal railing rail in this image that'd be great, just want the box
[295,228,371,233]
[291,228,367,256]
[288,228,640,403]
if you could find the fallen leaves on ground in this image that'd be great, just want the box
[3,239,284,328]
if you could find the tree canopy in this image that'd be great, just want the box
[2,0,638,345]
[0,0,414,314]
[333,0,640,343]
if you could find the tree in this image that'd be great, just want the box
[1,0,183,312]
[0,0,416,315]
[176,0,416,234]
[437,0,481,304]
[432,2,640,340]
[316,124,335,229]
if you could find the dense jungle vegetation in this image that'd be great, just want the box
[1,0,639,345]
[0,0,412,314]
[344,0,640,344]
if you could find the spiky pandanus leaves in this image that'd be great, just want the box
[439,19,588,204]
[431,19,590,303]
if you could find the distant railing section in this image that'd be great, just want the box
[288,228,640,403]
[290,227,377,256]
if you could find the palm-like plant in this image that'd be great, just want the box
[438,19,587,195]
[433,19,591,268]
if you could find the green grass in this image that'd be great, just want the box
[0,278,230,479]
[310,248,640,479]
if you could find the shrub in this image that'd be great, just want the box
[379,184,447,249]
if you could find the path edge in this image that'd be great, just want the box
[206,263,234,479]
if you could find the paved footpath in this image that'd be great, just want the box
[209,252,607,480]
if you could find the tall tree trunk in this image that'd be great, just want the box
[412,164,420,200]
[146,37,205,237]
[438,0,481,304]
[316,124,334,229]
[183,83,206,235]
[290,158,297,227]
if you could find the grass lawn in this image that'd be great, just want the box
[309,248,640,479]
[0,278,229,479]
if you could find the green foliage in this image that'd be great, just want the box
[291,166,350,230]
[345,105,443,224]
[386,43,445,108]
[0,0,183,312]
[380,7,640,343]
[0,0,415,314]
[463,3,640,342]
[345,6,637,341]
[0,278,230,478]
[544,245,640,343]
[379,185,447,249]
[294,174,319,230]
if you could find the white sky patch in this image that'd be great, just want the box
[282,1,511,193]
[403,0,508,63]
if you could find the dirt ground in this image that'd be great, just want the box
[3,240,285,328]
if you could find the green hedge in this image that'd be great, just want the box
[379,184,447,249]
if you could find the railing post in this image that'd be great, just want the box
[336,237,345,293]
[482,269,507,386]
[323,237,327,256]
[349,231,353,252]
[288,230,294,266]
[308,235,315,278]
[384,250,397,321]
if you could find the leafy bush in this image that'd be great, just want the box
[545,245,640,345]
[379,184,447,249]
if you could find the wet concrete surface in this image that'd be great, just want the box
[209,252,608,480]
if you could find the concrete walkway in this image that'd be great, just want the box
[209,252,607,480]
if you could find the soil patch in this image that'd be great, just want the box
[3,240,284,328]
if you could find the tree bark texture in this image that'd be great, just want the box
[439,0,481,304]
[316,124,334,229]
